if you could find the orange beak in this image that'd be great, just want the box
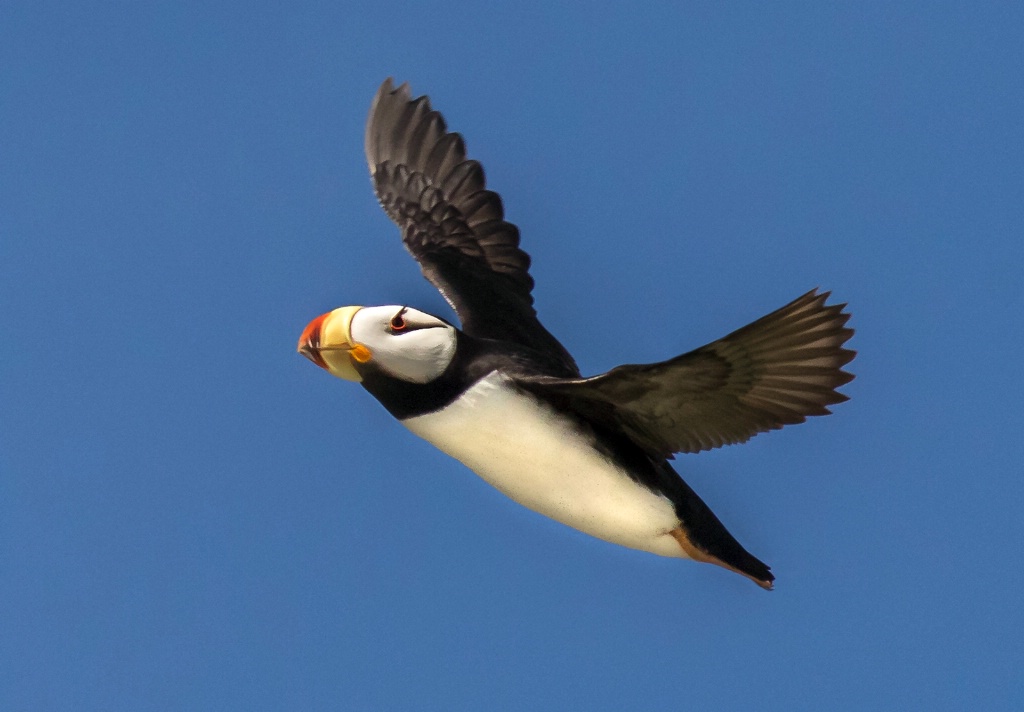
[297,313,330,370]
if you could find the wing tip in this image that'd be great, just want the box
[366,77,420,169]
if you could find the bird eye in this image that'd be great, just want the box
[390,312,407,331]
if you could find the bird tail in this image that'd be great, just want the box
[667,472,775,590]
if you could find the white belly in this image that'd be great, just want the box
[401,373,686,558]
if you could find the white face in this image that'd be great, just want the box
[349,306,457,384]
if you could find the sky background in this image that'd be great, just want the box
[3,2,1022,710]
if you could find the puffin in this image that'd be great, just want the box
[298,79,855,589]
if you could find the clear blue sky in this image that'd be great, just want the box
[3,3,1022,710]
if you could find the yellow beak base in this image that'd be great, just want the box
[297,305,368,382]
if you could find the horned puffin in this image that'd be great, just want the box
[298,79,855,589]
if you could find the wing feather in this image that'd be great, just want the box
[365,79,577,375]
[519,290,855,456]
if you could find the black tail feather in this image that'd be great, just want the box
[666,466,774,589]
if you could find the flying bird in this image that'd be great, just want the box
[298,79,855,589]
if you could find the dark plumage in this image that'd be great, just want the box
[365,78,578,375]
[522,289,855,457]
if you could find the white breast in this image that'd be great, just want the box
[401,372,686,558]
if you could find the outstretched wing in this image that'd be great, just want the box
[520,290,855,456]
[365,79,578,375]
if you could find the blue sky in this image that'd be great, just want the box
[3,2,1022,709]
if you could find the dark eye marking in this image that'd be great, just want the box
[390,308,408,332]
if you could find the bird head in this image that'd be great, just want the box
[297,305,457,384]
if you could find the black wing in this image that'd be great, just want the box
[365,79,578,376]
[519,290,855,457]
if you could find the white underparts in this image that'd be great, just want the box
[401,372,687,558]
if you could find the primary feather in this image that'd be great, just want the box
[520,289,855,456]
[365,78,577,375]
